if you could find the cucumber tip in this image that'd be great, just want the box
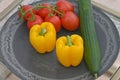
[94,73,98,78]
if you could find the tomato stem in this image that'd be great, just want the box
[39,27,47,36]
[48,13,54,17]
[26,10,35,21]
[18,5,25,21]
[52,7,64,16]
[66,35,73,46]
[18,5,35,21]
[36,4,64,17]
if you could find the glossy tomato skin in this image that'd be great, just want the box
[61,11,79,31]
[27,15,43,29]
[45,15,61,32]
[18,5,37,21]
[56,0,74,12]
[37,3,53,18]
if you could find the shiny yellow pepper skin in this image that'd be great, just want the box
[29,22,56,53]
[56,34,84,67]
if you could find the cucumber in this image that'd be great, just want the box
[78,0,101,78]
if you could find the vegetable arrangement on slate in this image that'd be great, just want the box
[18,0,101,78]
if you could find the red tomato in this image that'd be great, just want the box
[45,15,61,32]
[37,3,53,18]
[18,5,37,21]
[27,15,43,29]
[61,11,79,31]
[56,0,74,12]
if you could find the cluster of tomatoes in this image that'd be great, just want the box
[18,0,80,32]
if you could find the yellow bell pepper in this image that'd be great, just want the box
[29,22,56,53]
[56,34,84,67]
